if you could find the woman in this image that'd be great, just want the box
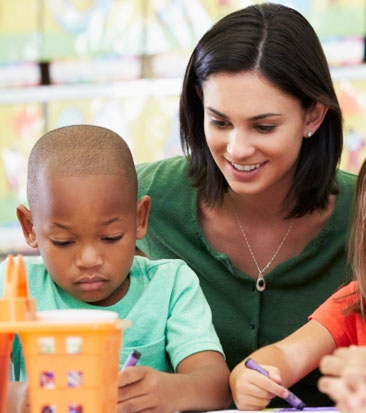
[136,3,356,407]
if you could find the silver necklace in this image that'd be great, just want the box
[231,203,295,292]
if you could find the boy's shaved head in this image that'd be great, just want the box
[27,124,136,210]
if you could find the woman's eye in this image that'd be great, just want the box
[51,240,73,247]
[102,235,123,243]
[256,124,276,133]
[210,119,230,128]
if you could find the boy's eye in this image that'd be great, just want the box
[51,240,73,247]
[102,235,123,243]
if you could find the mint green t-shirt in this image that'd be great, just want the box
[136,155,356,407]
[0,255,223,381]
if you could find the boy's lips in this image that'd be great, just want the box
[75,276,107,292]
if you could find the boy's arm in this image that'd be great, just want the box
[117,350,231,412]
[230,320,337,410]
[7,381,29,413]
[174,350,231,410]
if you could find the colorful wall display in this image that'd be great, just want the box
[0,0,365,254]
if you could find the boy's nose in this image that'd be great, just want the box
[76,245,102,268]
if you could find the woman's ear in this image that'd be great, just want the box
[136,195,151,240]
[303,102,328,138]
[16,205,38,248]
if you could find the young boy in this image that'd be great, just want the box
[2,125,231,412]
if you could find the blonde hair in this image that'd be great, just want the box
[348,160,366,316]
[27,125,137,210]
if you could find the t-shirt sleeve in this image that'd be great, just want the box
[309,281,359,347]
[166,262,224,370]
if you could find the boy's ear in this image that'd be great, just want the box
[136,195,151,240]
[303,102,328,138]
[16,205,38,249]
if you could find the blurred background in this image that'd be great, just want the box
[0,0,365,256]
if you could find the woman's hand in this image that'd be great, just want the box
[319,346,366,412]
[230,361,288,410]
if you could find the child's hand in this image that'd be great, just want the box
[319,364,366,412]
[319,346,366,412]
[230,361,289,410]
[117,366,175,413]
[320,345,366,376]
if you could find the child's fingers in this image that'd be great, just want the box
[256,374,288,399]
[117,393,151,413]
[232,382,272,411]
[118,366,146,388]
[319,354,346,376]
[117,370,149,408]
[233,377,287,411]
[318,376,352,402]
[231,362,288,410]
[334,346,366,367]
[236,393,272,411]
[235,371,288,402]
[343,365,366,391]
[254,365,287,398]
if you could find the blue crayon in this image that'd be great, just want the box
[122,350,141,370]
[245,358,306,410]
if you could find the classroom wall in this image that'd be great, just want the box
[0,0,366,255]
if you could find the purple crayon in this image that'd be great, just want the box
[245,358,306,410]
[122,350,141,370]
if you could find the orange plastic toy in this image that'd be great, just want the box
[0,255,130,413]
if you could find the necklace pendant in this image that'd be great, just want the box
[256,276,266,292]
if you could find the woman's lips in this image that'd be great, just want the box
[227,159,267,180]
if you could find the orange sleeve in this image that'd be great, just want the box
[309,281,359,347]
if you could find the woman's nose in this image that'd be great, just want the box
[227,129,255,159]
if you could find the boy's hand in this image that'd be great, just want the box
[117,366,175,413]
[230,362,288,410]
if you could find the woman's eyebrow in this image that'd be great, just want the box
[205,106,229,119]
[206,106,283,121]
[249,113,282,120]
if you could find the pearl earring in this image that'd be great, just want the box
[306,131,313,138]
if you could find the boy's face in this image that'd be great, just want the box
[18,174,150,306]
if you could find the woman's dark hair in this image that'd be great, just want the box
[179,3,343,218]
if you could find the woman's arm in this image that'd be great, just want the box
[230,320,336,410]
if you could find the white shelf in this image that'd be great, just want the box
[0,78,183,104]
[0,64,365,105]
[330,64,366,81]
